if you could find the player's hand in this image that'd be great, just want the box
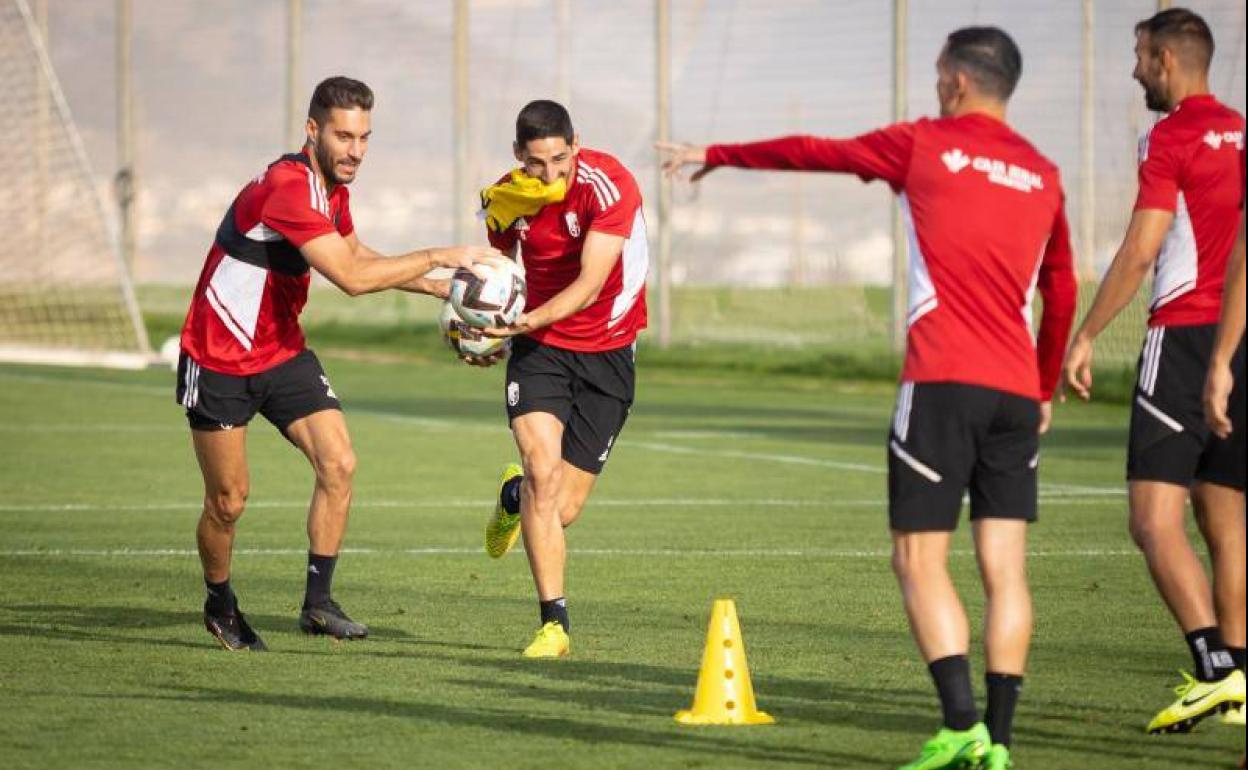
[434,245,506,277]
[459,347,508,368]
[1061,334,1094,402]
[421,278,451,299]
[1203,362,1234,439]
[481,313,533,339]
[1038,401,1053,435]
[655,141,716,182]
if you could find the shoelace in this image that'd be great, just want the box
[1172,670,1200,697]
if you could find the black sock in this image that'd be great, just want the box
[501,475,523,515]
[204,578,234,615]
[929,655,978,731]
[1229,647,1246,671]
[303,552,338,608]
[1185,627,1236,681]
[540,597,569,632]
[984,673,1023,747]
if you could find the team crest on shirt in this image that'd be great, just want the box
[564,212,581,238]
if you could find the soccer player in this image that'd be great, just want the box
[659,27,1076,770]
[476,100,648,658]
[1061,8,1246,733]
[177,76,499,651]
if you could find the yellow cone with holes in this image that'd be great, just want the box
[675,599,775,725]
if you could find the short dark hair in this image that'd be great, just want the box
[308,76,374,126]
[515,100,574,146]
[942,27,1023,101]
[1135,7,1214,72]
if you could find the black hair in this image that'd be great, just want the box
[308,76,374,126]
[1135,7,1214,72]
[515,100,574,146]
[943,26,1023,101]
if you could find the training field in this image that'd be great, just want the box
[0,347,1243,769]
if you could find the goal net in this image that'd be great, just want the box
[0,0,152,369]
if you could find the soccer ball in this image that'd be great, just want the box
[438,301,510,358]
[448,258,526,328]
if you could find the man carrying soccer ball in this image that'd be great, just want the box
[475,100,649,659]
[660,28,1077,770]
[177,77,498,651]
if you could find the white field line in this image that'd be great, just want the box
[0,546,1139,559]
[0,369,1126,496]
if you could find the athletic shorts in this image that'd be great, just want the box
[1128,325,1245,491]
[504,336,634,475]
[888,381,1040,532]
[175,349,341,435]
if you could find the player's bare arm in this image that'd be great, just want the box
[342,232,454,298]
[482,230,625,338]
[1204,216,1246,437]
[301,231,500,297]
[1062,208,1173,400]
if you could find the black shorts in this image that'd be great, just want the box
[1128,325,1245,491]
[504,336,635,475]
[888,381,1040,532]
[175,349,341,436]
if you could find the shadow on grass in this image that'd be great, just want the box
[82,683,875,768]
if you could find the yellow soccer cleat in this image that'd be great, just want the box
[1146,669,1246,734]
[522,621,570,659]
[1221,703,1246,727]
[485,463,524,559]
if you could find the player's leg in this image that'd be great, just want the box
[889,383,988,770]
[177,352,265,651]
[1130,326,1243,732]
[967,390,1039,767]
[555,461,598,528]
[512,410,572,657]
[260,350,365,639]
[1191,483,1246,658]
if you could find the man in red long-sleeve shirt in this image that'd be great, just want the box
[660,27,1076,770]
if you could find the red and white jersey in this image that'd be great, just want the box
[486,147,648,352]
[708,114,1078,401]
[1135,95,1245,327]
[180,150,354,376]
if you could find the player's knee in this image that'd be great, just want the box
[316,447,357,490]
[1128,512,1174,550]
[206,488,248,526]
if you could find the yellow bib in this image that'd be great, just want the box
[480,170,567,233]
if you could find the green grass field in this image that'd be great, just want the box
[0,337,1242,769]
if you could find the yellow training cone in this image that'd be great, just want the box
[674,598,775,725]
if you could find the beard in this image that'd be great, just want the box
[1141,81,1169,113]
[314,141,355,186]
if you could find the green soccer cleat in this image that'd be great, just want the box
[1146,669,1246,734]
[485,463,524,559]
[981,744,1013,770]
[522,621,570,659]
[896,722,990,770]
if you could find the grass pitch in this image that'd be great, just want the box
[0,337,1242,769]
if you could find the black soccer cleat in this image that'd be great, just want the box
[203,601,268,651]
[299,599,369,640]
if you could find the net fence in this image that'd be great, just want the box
[25,0,1248,368]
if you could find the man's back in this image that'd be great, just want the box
[706,113,1077,400]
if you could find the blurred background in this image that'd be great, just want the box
[3,0,1245,371]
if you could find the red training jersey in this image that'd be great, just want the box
[707,114,1078,401]
[1134,94,1245,328]
[180,150,354,376]
[486,147,648,352]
